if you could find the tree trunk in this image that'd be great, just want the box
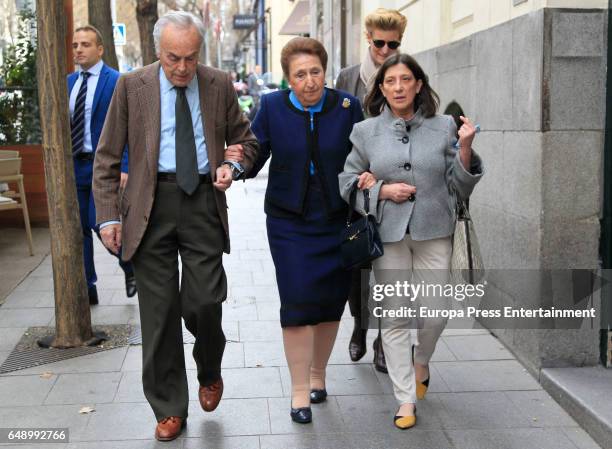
[36,0,94,348]
[88,0,119,70]
[136,0,158,65]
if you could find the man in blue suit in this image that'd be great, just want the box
[68,25,136,305]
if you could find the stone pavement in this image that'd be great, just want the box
[0,227,50,303]
[0,176,604,449]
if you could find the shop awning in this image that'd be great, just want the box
[279,0,310,36]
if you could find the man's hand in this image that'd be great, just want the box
[120,172,128,190]
[100,224,122,255]
[214,165,233,192]
[224,144,244,163]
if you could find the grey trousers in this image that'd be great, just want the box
[372,235,452,404]
[131,180,227,421]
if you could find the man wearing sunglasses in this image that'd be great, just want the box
[336,8,406,109]
[335,8,407,374]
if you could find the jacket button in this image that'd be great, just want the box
[408,194,415,202]
[144,216,148,222]
[401,136,409,144]
[403,162,412,171]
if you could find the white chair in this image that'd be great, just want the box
[0,150,34,255]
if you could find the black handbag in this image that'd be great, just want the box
[340,181,384,269]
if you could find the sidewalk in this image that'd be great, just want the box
[0,177,604,449]
[0,227,50,303]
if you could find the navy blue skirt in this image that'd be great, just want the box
[266,180,350,327]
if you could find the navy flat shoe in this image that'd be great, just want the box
[310,389,327,403]
[310,388,327,404]
[290,407,312,424]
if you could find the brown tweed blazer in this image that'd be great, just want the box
[92,62,258,260]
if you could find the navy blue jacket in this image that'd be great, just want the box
[248,88,363,217]
[67,63,128,173]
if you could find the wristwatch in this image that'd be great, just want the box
[223,160,245,180]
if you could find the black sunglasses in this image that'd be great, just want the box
[372,39,401,50]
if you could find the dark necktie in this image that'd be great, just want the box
[71,71,91,156]
[175,86,199,195]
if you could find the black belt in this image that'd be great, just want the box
[74,152,94,161]
[157,172,212,184]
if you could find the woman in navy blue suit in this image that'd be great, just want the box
[246,37,363,424]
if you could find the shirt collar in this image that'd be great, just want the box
[289,89,327,113]
[78,59,104,76]
[159,67,198,94]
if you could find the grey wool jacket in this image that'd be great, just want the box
[339,106,484,243]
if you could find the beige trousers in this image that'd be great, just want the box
[372,234,452,405]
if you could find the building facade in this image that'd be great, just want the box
[267,0,295,84]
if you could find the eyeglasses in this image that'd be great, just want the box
[372,39,401,50]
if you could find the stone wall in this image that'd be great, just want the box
[414,8,607,373]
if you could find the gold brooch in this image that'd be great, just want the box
[342,98,351,108]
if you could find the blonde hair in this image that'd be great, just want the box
[364,8,407,39]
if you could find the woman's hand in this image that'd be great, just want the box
[357,171,377,190]
[457,116,477,151]
[457,116,475,170]
[224,144,244,163]
[380,183,417,203]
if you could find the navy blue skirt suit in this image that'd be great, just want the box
[248,88,364,327]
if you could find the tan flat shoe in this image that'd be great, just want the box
[394,406,417,430]
[416,377,429,400]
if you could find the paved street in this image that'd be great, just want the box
[0,175,604,449]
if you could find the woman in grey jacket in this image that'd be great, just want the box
[339,53,484,429]
[335,7,407,372]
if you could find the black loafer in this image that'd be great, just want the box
[88,285,99,305]
[290,407,312,424]
[349,321,367,361]
[373,337,388,373]
[310,389,327,403]
[125,273,137,298]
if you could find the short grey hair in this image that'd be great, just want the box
[153,11,206,55]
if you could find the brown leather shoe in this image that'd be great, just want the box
[154,416,185,441]
[199,378,224,412]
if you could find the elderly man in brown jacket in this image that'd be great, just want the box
[93,11,258,441]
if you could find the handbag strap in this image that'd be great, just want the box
[456,197,469,220]
[452,184,470,220]
[346,179,371,225]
